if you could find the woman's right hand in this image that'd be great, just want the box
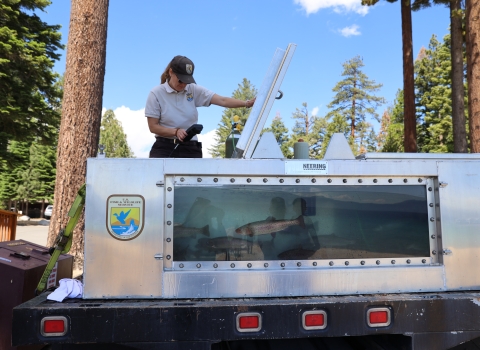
[175,128,186,141]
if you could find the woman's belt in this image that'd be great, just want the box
[155,136,199,145]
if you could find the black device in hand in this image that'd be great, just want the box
[183,124,203,142]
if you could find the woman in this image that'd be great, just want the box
[145,55,255,158]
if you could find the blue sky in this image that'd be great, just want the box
[39,0,450,157]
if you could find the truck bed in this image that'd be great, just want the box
[12,291,480,350]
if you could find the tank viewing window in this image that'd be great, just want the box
[172,183,431,262]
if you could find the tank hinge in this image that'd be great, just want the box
[156,181,164,187]
[154,254,163,260]
[442,249,452,255]
[439,182,448,188]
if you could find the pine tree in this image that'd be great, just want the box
[209,78,257,158]
[30,143,57,216]
[0,0,63,162]
[327,56,385,150]
[362,0,416,152]
[49,0,109,270]
[466,0,480,152]
[381,90,405,152]
[263,112,292,158]
[99,109,134,158]
[288,103,324,158]
[415,35,455,152]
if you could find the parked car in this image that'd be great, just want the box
[44,205,53,219]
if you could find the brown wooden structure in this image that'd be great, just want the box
[0,209,17,242]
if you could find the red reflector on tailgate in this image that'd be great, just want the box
[236,312,262,332]
[367,307,391,327]
[41,316,68,336]
[302,310,327,330]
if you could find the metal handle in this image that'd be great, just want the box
[275,90,283,100]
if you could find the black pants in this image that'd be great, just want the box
[149,139,203,158]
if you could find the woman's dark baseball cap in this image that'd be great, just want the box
[170,55,196,84]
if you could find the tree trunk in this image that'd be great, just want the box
[48,0,109,270]
[466,0,480,152]
[401,0,417,152]
[40,199,45,219]
[451,0,468,153]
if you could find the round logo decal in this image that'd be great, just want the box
[106,195,145,241]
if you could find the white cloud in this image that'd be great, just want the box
[102,106,219,159]
[198,129,217,158]
[340,24,361,37]
[311,106,319,116]
[294,0,369,15]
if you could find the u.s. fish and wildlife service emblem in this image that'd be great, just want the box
[106,195,145,241]
[186,64,193,74]
[186,93,193,102]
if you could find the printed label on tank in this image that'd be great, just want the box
[106,195,145,241]
[285,161,328,175]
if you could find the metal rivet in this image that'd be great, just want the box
[179,263,184,268]
[166,255,171,260]
[343,179,347,183]
[431,234,436,239]
[297,262,302,267]
[361,261,365,265]
[167,187,172,192]
[247,263,252,268]
[422,259,427,264]
[230,178,235,183]
[167,221,172,225]
[281,262,285,267]
[428,187,433,191]
[429,203,434,207]
[231,263,235,268]
[180,177,185,182]
[432,250,437,255]
[166,238,171,242]
[430,217,435,222]
[391,260,395,264]
[264,263,269,268]
[376,260,380,265]
[213,178,218,182]
[247,178,251,183]
[358,179,363,183]
[403,179,408,183]
[311,179,316,183]
[345,261,349,266]
[167,204,172,208]
[418,178,423,183]
[213,263,218,268]
[373,179,378,183]
[277,179,283,183]
[329,261,334,266]
[388,179,393,183]
[295,179,300,183]
[407,259,411,264]
[313,262,317,266]
[197,178,202,182]
[263,178,268,183]
[327,179,332,183]
[196,263,201,268]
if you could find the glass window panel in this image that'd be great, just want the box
[173,185,430,261]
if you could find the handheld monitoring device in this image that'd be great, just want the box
[168,124,204,157]
[183,124,203,142]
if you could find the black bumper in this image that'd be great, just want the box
[12,291,480,350]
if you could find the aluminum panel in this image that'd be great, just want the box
[162,159,439,177]
[162,266,445,298]
[437,161,480,290]
[84,158,165,298]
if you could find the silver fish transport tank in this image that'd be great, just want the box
[82,152,480,299]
